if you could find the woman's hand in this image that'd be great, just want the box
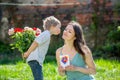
[58,66,65,72]
[58,66,66,76]
[65,65,77,71]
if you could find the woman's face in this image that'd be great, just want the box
[62,24,76,41]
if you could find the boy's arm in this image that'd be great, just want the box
[23,31,50,58]
[23,41,38,58]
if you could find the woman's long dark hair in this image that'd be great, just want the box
[68,21,86,56]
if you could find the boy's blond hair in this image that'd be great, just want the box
[43,16,61,30]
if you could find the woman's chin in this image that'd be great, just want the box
[62,36,65,39]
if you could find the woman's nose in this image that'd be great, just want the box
[64,30,67,33]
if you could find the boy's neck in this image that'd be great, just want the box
[49,30,53,35]
[44,29,52,35]
[49,28,54,35]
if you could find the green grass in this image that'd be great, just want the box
[0,61,66,80]
[0,57,120,80]
[95,59,120,80]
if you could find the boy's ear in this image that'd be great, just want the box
[49,26,54,30]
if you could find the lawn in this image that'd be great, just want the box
[0,56,120,80]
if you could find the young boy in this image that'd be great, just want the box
[23,16,61,80]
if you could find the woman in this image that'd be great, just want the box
[56,21,96,80]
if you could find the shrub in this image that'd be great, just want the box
[101,26,120,57]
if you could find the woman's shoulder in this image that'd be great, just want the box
[82,45,92,56]
[56,47,63,55]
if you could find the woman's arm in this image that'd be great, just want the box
[83,45,96,74]
[65,45,96,75]
[56,48,66,76]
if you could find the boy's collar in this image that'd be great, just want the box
[45,30,52,35]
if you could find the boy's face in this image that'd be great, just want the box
[52,24,61,35]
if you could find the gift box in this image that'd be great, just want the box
[60,55,70,68]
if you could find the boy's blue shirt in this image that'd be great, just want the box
[26,30,51,65]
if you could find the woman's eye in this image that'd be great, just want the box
[68,30,72,33]
[64,28,72,33]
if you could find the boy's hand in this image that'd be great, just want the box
[23,52,29,59]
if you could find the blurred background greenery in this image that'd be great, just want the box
[0,0,120,80]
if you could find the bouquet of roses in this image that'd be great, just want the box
[8,26,41,58]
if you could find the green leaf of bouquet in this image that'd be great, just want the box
[11,47,15,49]
[10,44,14,46]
